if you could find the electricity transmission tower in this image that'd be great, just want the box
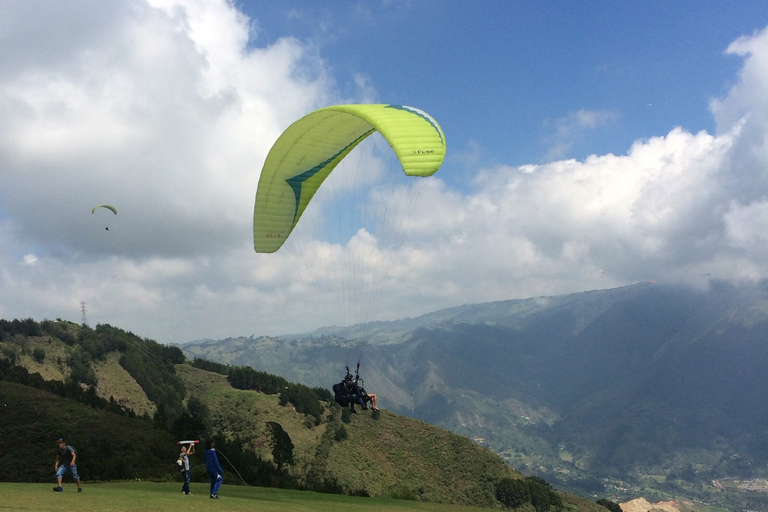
[80,301,88,327]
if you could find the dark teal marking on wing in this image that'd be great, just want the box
[285,129,375,225]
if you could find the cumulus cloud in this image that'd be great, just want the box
[0,0,332,338]
[2,1,768,343]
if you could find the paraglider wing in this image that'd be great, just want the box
[253,104,446,253]
[92,204,117,215]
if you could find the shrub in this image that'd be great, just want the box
[334,424,348,442]
[32,347,46,363]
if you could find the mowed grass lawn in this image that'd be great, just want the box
[1,482,497,512]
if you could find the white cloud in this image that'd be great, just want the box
[0,0,333,338]
[3,1,768,343]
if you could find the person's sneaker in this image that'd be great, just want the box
[211,494,219,499]
[77,488,83,493]
[53,486,63,492]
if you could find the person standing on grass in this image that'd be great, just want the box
[180,442,195,495]
[53,438,82,492]
[203,439,223,499]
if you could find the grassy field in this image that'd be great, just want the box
[0,482,500,512]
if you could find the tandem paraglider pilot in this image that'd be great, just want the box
[333,364,379,413]
[53,438,82,492]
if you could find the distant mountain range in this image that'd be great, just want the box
[182,281,768,509]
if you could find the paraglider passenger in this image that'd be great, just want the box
[364,392,379,412]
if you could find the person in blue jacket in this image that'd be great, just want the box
[203,439,223,499]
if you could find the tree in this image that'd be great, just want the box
[32,347,46,363]
[596,498,622,512]
[495,476,563,511]
[186,396,211,429]
[279,383,324,425]
[266,421,294,469]
[495,477,530,509]
[526,476,563,512]
[171,395,211,439]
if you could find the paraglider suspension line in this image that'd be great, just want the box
[216,449,248,486]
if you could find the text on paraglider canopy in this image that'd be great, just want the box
[413,149,435,154]
[265,233,282,238]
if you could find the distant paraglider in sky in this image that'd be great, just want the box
[253,104,446,253]
[92,204,117,230]
[91,204,117,215]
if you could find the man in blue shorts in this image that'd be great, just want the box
[53,438,82,492]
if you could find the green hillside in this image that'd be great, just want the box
[0,318,612,511]
[174,362,518,505]
[183,282,768,511]
[0,381,177,482]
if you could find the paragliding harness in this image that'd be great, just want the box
[332,363,368,410]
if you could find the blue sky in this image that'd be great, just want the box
[3,1,768,343]
[239,1,768,167]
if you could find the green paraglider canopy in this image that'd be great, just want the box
[92,204,117,215]
[253,104,446,253]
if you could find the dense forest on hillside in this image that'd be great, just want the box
[0,318,613,511]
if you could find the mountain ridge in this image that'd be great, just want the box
[183,281,768,510]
